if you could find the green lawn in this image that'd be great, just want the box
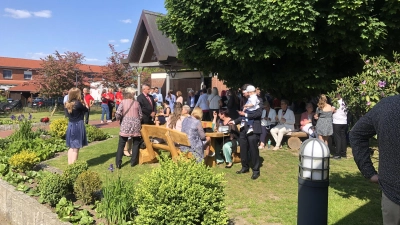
[46,129,382,225]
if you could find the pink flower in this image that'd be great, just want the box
[361,80,366,85]
[377,70,381,74]
[366,102,371,106]
[365,60,370,64]
[381,92,385,97]
[378,80,386,88]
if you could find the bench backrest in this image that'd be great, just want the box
[141,125,186,160]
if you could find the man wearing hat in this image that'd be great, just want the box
[231,84,263,180]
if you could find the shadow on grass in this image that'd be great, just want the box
[86,152,115,167]
[330,172,382,225]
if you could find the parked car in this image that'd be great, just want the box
[4,100,22,111]
[32,98,45,108]
[0,102,9,112]
[6,98,13,103]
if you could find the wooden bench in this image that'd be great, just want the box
[139,125,180,164]
[140,124,216,166]
[284,114,309,150]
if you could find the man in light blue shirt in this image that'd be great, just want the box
[153,87,163,107]
[63,90,69,117]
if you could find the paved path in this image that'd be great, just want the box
[0,120,120,138]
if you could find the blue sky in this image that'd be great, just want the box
[0,0,166,65]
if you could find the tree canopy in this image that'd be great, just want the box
[159,0,400,98]
[35,51,87,97]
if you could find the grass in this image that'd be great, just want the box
[0,105,104,123]
[46,130,382,225]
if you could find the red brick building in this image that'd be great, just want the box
[0,57,104,105]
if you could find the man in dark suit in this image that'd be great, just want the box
[231,84,263,180]
[137,83,156,125]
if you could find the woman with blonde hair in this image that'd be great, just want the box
[176,91,183,104]
[115,87,142,169]
[314,94,334,146]
[180,107,207,162]
[65,87,88,164]
[167,103,185,131]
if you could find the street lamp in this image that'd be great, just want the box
[297,138,330,225]
[74,69,79,88]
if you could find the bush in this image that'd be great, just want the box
[84,124,108,143]
[38,172,69,206]
[62,161,89,191]
[8,150,40,172]
[50,118,68,139]
[133,156,228,225]
[329,53,400,123]
[9,120,36,141]
[74,171,102,205]
[96,176,135,224]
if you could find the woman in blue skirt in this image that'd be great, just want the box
[65,87,88,164]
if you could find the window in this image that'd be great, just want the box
[3,70,12,79]
[24,71,32,80]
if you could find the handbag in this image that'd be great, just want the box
[119,100,135,125]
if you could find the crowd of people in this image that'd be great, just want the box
[63,83,350,179]
[61,83,398,223]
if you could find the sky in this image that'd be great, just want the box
[0,0,167,65]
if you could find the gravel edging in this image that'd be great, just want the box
[0,179,71,225]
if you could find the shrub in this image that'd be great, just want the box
[329,53,400,123]
[62,161,89,191]
[96,176,135,224]
[38,172,68,206]
[74,171,102,205]
[8,150,40,172]
[133,156,228,225]
[9,120,36,141]
[84,124,108,143]
[50,118,68,139]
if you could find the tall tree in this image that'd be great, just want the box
[102,44,136,89]
[35,51,87,97]
[159,0,400,98]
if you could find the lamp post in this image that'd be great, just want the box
[298,139,330,225]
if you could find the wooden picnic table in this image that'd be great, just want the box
[204,131,229,167]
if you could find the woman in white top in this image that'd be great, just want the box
[259,102,276,149]
[332,94,348,159]
[270,99,295,150]
[207,87,221,120]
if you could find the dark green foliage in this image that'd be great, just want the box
[74,171,102,205]
[62,161,89,191]
[159,0,400,98]
[96,176,135,224]
[133,156,228,225]
[84,124,109,143]
[38,172,69,206]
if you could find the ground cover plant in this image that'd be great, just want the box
[46,127,383,225]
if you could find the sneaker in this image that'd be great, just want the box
[333,156,342,160]
[106,120,112,123]
[100,120,104,124]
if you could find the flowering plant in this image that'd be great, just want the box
[329,53,400,123]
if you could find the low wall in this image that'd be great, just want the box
[0,179,71,225]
